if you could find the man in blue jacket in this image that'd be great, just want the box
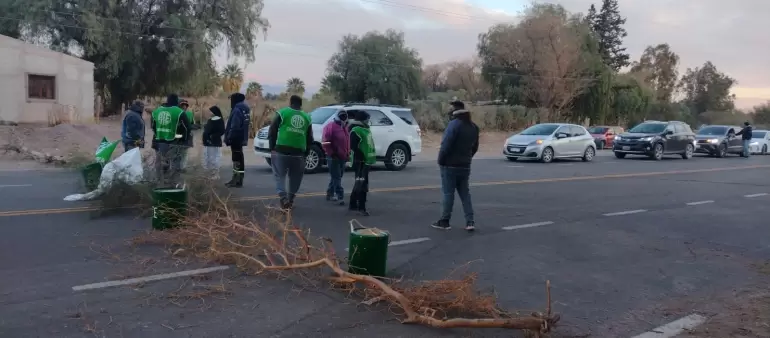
[224,93,251,187]
[431,100,480,232]
[121,101,145,152]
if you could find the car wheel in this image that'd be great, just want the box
[614,152,626,159]
[650,143,664,160]
[762,144,767,155]
[716,144,727,158]
[598,140,605,150]
[304,144,323,174]
[582,146,595,162]
[385,143,409,171]
[682,144,694,159]
[540,147,554,163]
[507,157,518,161]
[265,158,272,167]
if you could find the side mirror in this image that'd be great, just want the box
[664,130,674,135]
[556,133,568,139]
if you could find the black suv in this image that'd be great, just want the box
[613,120,696,160]
[694,125,745,157]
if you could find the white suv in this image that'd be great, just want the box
[253,103,422,173]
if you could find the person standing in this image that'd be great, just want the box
[348,110,375,216]
[736,121,753,158]
[322,110,350,205]
[201,106,225,179]
[178,99,194,170]
[267,95,313,210]
[151,94,191,187]
[431,100,479,231]
[224,93,251,187]
[121,100,145,152]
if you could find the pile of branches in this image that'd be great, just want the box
[132,186,560,335]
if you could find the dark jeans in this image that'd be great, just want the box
[271,152,306,200]
[230,145,244,173]
[326,157,345,199]
[439,166,474,222]
[349,162,370,210]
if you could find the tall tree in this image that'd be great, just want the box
[422,64,447,93]
[11,0,269,113]
[246,82,263,98]
[444,60,491,102]
[286,78,306,95]
[678,61,736,115]
[221,64,244,94]
[593,0,630,71]
[585,4,598,27]
[751,102,770,126]
[630,44,680,102]
[324,30,423,105]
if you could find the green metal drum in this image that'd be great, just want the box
[347,225,390,277]
[81,162,103,191]
[151,187,188,230]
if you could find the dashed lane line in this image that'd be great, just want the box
[345,237,431,251]
[686,200,714,206]
[629,313,706,338]
[603,209,647,217]
[744,193,768,198]
[72,266,230,291]
[501,221,554,231]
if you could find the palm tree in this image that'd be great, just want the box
[246,82,263,98]
[220,63,244,93]
[286,77,305,95]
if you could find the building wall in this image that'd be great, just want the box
[0,34,95,124]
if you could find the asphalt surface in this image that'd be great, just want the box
[2,150,770,337]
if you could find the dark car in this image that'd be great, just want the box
[613,120,696,160]
[694,125,744,157]
[587,126,624,149]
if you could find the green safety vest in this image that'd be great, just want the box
[152,106,184,141]
[185,110,194,125]
[275,107,311,151]
[351,126,376,165]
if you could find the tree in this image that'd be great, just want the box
[585,4,598,27]
[221,64,244,94]
[178,59,219,98]
[286,78,306,95]
[12,0,269,113]
[324,29,423,105]
[422,64,447,93]
[630,44,680,102]
[246,82,263,98]
[751,102,770,126]
[610,73,654,126]
[679,61,736,116]
[592,0,630,71]
[444,60,491,102]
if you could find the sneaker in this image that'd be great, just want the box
[465,222,476,232]
[431,219,451,230]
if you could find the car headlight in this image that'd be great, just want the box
[750,141,759,145]
[529,139,543,145]
[707,139,719,144]
[615,136,622,141]
[640,136,653,141]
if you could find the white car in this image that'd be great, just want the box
[253,104,422,173]
[750,129,770,155]
[503,123,597,163]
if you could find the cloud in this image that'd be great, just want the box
[216,0,769,107]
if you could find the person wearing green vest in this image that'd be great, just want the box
[178,99,194,170]
[267,95,313,210]
[348,110,376,216]
[151,94,191,187]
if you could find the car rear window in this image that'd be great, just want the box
[391,109,416,125]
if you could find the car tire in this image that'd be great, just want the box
[614,152,626,159]
[650,143,664,160]
[385,143,409,171]
[598,140,605,150]
[682,144,694,159]
[507,157,518,161]
[716,144,727,158]
[762,144,767,155]
[304,144,324,174]
[540,147,554,163]
[582,146,595,162]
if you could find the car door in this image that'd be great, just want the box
[728,126,743,152]
[551,126,573,156]
[665,124,681,152]
[569,125,589,154]
[363,109,394,157]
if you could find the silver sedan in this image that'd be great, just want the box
[750,130,770,155]
[502,123,597,163]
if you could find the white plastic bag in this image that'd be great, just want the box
[64,148,144,201]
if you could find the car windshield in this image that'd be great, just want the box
[519,124,559,135]
[697,126,728,135]
[308,107,339,124]
[628,123,666,134]
[587,127,608,134]
[753,131,767,138]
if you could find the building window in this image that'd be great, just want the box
[28,74,56,100]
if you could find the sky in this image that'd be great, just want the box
[214,0,770,109]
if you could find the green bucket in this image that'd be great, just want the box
[81,162,103,191]
[152,187,188,230]
[347,222,390,277]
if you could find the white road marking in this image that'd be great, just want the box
[502,221,554,231]
[0,184,32,188]
[556,163,574,166]
[744,193,768,198]
[345,237,430,251]
[603,209,647,217]
[630,313,706,338]
[72,266,229,291]
[507,165,523,168]
[686,200,714,206]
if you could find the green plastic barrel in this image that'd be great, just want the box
[81,162,103,191]
[152,188,188,230]
[347,225,390,277]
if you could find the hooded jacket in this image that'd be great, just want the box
[121,101,145,148]
[737,124,753,140]
[438,109,479,168]
[322,112,350,161]
[224,93,251,147]
[202,106,225,147]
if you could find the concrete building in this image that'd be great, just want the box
[0,34,94,125]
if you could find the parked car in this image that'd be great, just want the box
[502,123,597,163]
[253,103,422,173]
[613,120,695,160]
[750,130,770,155]
[587,126,624,149]
[693,125,744,157]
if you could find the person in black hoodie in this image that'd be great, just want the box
[347,110,375,216]
[736,121,753,158]
[151,94,191,187]
[201,106,226,179]
[224,93,251,187]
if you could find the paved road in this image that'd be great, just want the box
[2,151,770,337]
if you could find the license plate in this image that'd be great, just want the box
[622,146,630,150]
[512,147,523,153]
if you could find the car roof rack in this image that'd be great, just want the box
[326,102,407,108]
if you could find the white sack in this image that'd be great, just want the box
[64,148,144,201]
